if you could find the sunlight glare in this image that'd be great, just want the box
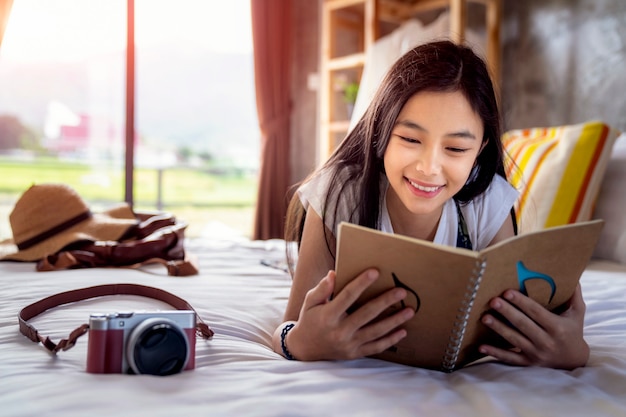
[136,0,252,54]
[1,0,126,63]
[1,0,252,63]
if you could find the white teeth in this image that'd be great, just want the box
[409,179,440,192]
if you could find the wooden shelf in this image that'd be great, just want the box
[328,53,366,70]
[317,0,502,164]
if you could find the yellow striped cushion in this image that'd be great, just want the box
[503,121,621,233]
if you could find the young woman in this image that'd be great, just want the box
[272,40,589,370]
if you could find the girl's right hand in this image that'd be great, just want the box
[283,269,415,361]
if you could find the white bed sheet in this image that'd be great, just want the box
[1,238,625,417]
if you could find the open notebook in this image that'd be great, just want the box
[334,219,604,372]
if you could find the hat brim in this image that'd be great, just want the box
[0,204,139,262]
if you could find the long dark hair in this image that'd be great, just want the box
[285,40,513,270]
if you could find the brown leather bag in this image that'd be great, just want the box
[36,212,198,276]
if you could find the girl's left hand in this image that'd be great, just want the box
[478,284,589,369]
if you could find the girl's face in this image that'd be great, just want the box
[383,90,485,223]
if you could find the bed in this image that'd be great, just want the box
[1,132,625,417]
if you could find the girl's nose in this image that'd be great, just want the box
[415,147,441,176]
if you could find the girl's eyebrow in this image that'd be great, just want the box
[395,120,477,140]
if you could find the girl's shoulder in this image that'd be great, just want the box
[297,167,359,235]
[473,175,519,208]
[297,167,351,206]
[462,175,519,249]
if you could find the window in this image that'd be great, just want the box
[0,0,258,241]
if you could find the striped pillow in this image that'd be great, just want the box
[503,121,621,233]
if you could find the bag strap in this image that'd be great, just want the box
[18,283,214,354]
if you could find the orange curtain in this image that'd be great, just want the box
[250,0,292,240]
[0,0,14,49]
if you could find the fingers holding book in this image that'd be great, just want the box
[340,270,416,356]
[281,269,414,361]
[478,285,589,369]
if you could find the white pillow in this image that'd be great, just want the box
[593,132,626,264]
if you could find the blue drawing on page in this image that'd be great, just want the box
[516,261,556,303]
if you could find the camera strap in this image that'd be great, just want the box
[18,283,214,354]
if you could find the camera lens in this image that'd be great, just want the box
[126,318,190,376]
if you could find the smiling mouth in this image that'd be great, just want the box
[407,179,443,193]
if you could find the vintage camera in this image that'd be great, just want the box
[86,310,197,376]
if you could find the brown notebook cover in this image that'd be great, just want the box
[334,219,604,372]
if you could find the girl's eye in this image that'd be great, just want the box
[447,147,469,153]
[398,135,419,144]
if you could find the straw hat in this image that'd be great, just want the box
[0,183,139,262]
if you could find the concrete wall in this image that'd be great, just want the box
[501,0,626,132]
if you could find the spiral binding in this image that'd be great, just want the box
[441,257,487,372]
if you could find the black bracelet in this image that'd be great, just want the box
[280,323,296,360]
